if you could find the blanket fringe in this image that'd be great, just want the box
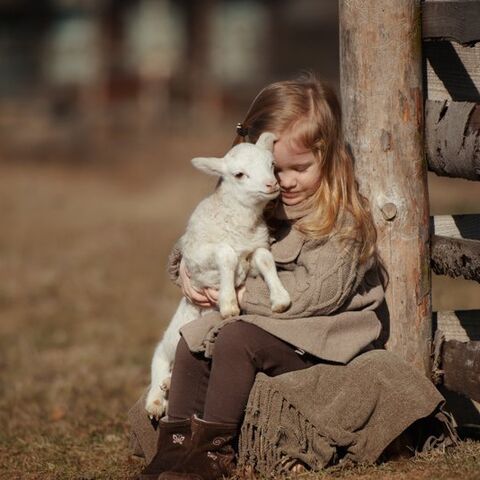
[239,376,335,475]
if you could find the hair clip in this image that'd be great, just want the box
[236,122,249,137]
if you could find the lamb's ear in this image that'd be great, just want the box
[255,132,277,152]
[191,157,225,176]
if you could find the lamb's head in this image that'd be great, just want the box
[192,132,279,206]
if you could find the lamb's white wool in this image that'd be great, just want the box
[145,132,291,418]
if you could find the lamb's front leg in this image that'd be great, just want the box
[252,247,291,312]
[145,298,200,418]
[215,244,240,318]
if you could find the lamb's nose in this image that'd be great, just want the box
[265,180,279,192]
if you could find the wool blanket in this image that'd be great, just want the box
[239,349,458,474]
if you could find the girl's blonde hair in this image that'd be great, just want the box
[233,74,377,263]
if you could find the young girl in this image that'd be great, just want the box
[128,75,451,479]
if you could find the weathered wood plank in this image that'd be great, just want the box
[424,41,480,102]
[422,0,480,44]
[433,310,480,341]
[431,214,480,240]
[426,100,480,181]
[433,331,480,429]
[443,340,480,403]
[340,1,431,373]
[431,235,480,281]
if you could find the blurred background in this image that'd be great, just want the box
[0,1,478,478]
[0,0,338,165]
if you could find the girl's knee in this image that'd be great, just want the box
[174,336,194,365]
[214,321,264,353]
[176,336,189,353]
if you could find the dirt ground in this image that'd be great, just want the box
[0,133,479,479]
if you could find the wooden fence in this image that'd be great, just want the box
[339,0,480,430]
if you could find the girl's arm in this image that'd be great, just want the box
[240,238,369,319]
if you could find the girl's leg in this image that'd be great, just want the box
[203,321,317,424]
[167,336,211,421]
[139,337,209,478]
[160,323,312,480]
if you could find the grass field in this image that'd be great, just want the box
[0,133,479,479]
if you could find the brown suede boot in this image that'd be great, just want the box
[159,415,238,480]
[138,418,191,480]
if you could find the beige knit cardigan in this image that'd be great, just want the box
[168,221,385,363]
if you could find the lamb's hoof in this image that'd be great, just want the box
[271,290,291,313]
[145,388,168,419]
[271,301,290,313]
[161,377,171,391]
[220,300,240,318]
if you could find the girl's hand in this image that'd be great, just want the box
[236,284,246,304]
[203,287,219,305]
[178,259,245,310]
[179,259,218,308]
[204,285,245,308]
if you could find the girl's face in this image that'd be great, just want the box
[273,136,321,206]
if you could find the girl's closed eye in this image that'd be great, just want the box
[275,163,312,174]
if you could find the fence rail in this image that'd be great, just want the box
[431,214,480,240]
[424,41,480,102]
[426,101,480,180]
[442,340,480,403]
[431,235,480,281]
[422,0,480,44]
[430,215,480,281]
[434,310,480,342]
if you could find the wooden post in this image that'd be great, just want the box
[339,1,431,373]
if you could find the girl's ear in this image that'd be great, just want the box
[255,132,277,152]
[191,157,225,176]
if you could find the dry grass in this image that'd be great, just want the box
[0,134,479,479]
[235,441,480,480]
[0,134,219,480]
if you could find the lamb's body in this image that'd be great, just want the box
[145,133,291,418]
[181,190,269,290]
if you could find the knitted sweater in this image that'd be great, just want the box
[168,219,384,363]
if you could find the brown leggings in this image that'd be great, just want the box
[167,321,318,425]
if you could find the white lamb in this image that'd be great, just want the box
[145,132,291,418]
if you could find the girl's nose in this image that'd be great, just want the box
[277,172,296,189]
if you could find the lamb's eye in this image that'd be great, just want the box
[234,172,245,179]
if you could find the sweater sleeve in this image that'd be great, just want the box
[239,237,362,319]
